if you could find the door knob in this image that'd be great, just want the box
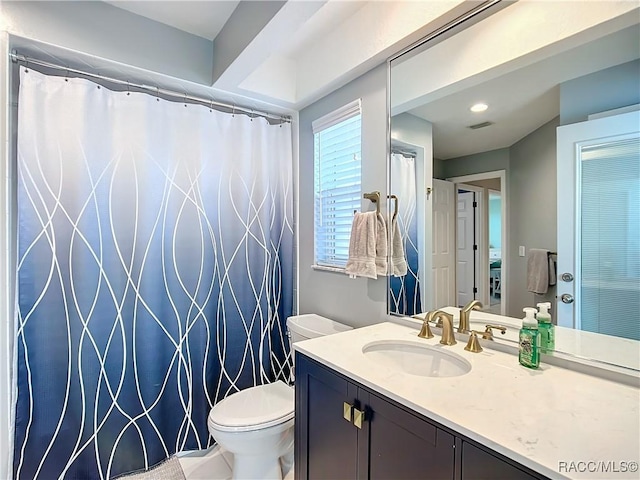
[561,293,574,304]
[560,273,574,282]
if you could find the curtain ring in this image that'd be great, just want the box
[24,59,29,73]
[232,104,235,117]
[209,99,213,113]
[184,92,187,107]
[126,82,130,96]
[250,109,254,121]
[65,67,69,82]
[156,87,160,102]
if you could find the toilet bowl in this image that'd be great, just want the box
[208,381,294,480]
[207,314,352,480]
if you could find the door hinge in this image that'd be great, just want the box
[473,244,478,251]
[473,287,478,294]
[473,201,478,208]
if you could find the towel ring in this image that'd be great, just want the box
[363,191,381,215]
[388,195,398,221]
[362,191,399,220]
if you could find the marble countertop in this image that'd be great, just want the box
[294,321,640,480]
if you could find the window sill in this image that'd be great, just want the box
[311,264,347,275]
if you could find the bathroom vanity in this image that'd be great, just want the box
[293,322,640,480]
[295,354,542,480]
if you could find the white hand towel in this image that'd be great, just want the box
[527,248,551,294]
[390,217,407,277]
[345,211,378,279]
[375,212,388,277]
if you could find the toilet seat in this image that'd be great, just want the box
[208,381,294,433]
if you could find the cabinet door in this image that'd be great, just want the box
[365,391,456,480]
[461,441,540,480]
[295,353,360,480]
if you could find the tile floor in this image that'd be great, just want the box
[485,301,502,315]
[178,446,294,480]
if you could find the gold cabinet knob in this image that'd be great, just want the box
[353,408,366,429]
[343,402,353,422]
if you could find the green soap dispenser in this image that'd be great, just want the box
[537,302,555,354]
[519,307,540,369]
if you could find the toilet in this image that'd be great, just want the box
[207,314,353,480]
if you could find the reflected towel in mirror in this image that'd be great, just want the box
[390,217,407,277]
[527,248,555,294]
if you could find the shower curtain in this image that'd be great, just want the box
[389,153,421,315]
[13,67,293,479]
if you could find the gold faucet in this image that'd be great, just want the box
[459,300,483,334]
[426,310,456,346]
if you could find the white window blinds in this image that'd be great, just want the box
[313,100,362,268]
[579,135,640,340]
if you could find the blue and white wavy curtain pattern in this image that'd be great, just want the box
[14,67,293,479]
[389,153,421,316]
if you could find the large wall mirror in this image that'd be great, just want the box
[388,1,639,369]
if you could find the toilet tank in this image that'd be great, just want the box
[287,314,352,344]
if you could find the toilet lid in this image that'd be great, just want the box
[208,381,294,432]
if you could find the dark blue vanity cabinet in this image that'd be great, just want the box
[295,353,547,480]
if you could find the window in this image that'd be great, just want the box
[313,100,362,269]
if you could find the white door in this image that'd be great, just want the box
[457,191,476,306]
[557,110,640,339]
[432,179,455,309]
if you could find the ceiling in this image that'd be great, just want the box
[5,0,636,127]
[104,1,241,41]
[403,21,640,159]
[98,0,470,110]
[388,1,640,160]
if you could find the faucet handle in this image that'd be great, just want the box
[417,319,434,339]
[464,330,483,353]
[411,315,434,339]
[482,324,508,340]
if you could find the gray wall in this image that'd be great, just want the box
[298,64,389,328]
[1,1,214,85]
[391,113,432,148]
[560,59,640,125]
[433,158,446,180]
[508,117,559,317]
[438,119,558,318]
[440,148,510,179]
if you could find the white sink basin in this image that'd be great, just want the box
[362,340,472,378]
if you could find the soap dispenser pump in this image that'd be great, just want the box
[519,307,540,369]
[536,302,555,354]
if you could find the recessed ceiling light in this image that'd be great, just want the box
[470,103,488,113]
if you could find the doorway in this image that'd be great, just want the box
[456,185,482,307]
[448,171,507,315]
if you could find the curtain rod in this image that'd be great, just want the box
[9,52,292,124]
[391,149,416,158]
